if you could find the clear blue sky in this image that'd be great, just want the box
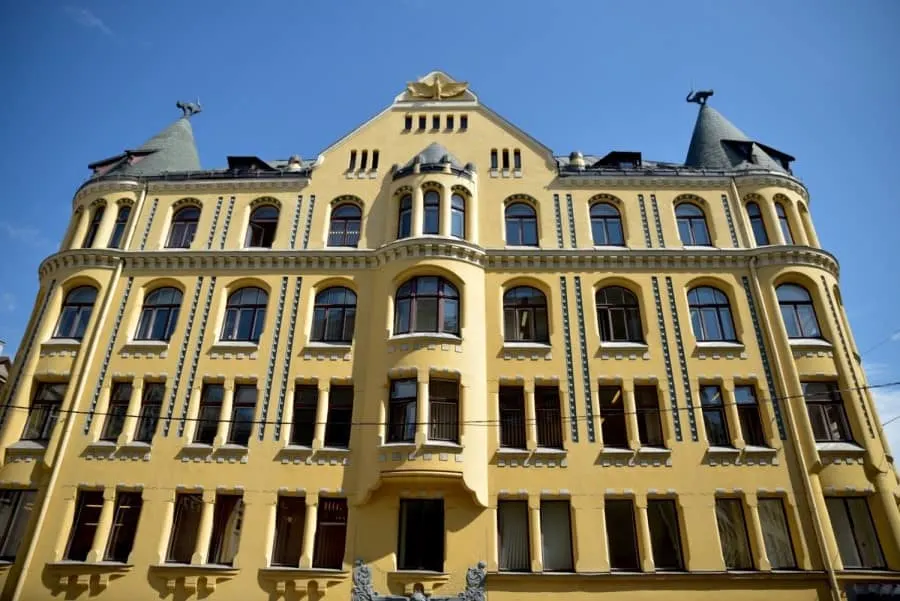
[0,2,898,430]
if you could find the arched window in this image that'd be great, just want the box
[328,204,361,247]
[590,203,625,246]
[777,284,821,339]
[687,286,736,342]
[451,193,465,238]
[505,203,538,246]
[221,287,268,342]
[596,286,643,342]
[167,206,200,249]
[423,190,440,235]
[108,205,131,249]
[311,287,357,343]
[136,287,183,341]
[54,286,98,340]
[82,205,105,248]
[746,202,769,246]
[503,286,549,343]
[398,194,412,239]
[775,203,794,244]
[394,276,459,335]
[675,203,711,246]
[245,205,279,248]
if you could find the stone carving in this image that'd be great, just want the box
[351,560,376,601]
[349,561,487,601]
[459,562,487,601]
[685,89,714,105]
[176,100,202,117]
[406,75,469,100]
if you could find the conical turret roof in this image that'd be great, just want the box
[403,142,464,170]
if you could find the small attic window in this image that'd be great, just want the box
[404,115,412,131]
[460,115,468,130]
[446,115,454,130]
[418,116,426,130]
[432,115,440,130]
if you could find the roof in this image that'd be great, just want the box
[403,142,465,170]
[89,115,201,178]
[684,104,791,173]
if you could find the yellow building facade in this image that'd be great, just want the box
[0,72,898,601]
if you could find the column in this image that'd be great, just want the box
[156,491,177,564]
[875,472,900,566]
[281,385,295,445]
[789,205,808,246]
[761,201,785,245]
[596,498,611,571]
[300,493,319,568]
[213,382,235,446]
[191,490,217,565]
[411,187,424,237]
[67,208,90,250]
[721,383,745,448]
[415,377,429,444]
[800,206,820,247]
[313,385,329,449]
[528,496,543,572]
[87,488,118,562]
[87,382,113,442]
[458,383,467,446]
[634,496,655,572]
[119,379,143,445]
[524,384,538,450]
[181,386,203,442]
[439,186,452,237]
[809,475,844,570]
[743,494,771,570]
[623,384,641,450]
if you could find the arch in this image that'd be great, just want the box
[674,193,712,209]
[223,277,274,297]
[89,197,107,209]
[330,194,364,209]
[54,285,99,340]
[589,199,625,246]
[172,197,203,210]
[451,184,472,198]
[503,285,549,343]
[108,204,132,248]
[686,284,738,342]
[776,283,822,339]
[743,197,769,246]
[250,196,282,210]
[328,202,362,247]
[167,205,201,249]
[221,286,269,342]
[674,200,712,246]
[311,286,357,343]
[421,181,445,193]
[504,199,539,246]
[82,201,107,248]
[115,197,135,207]
[136,286,183,341]
[503,193,539,209]
[595,285,644,343]
[394,275,460,335]
[423,188,440,235]
[245,203,279,248]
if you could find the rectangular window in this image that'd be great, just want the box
[735,385,767,446]
[313,498,348,569]
[167,493,203,563]
[371,150,380,171]
[101,381,133,441]
[291,385,317,447]
[432,115,440,130]
[105,491,143,562]
[497,500,529,571]
[404,115,412,131]
[271,496,305,566]
[135,382,164,443]
[499,386,526,449]
[207,494,244,566]
[398,499,444,571]
[0,490,36,561]
[459,115,468,130]
[228,385,257,446]
[715,498,753,569]
[348,150,356,171]
[65,489,104,561]
[22,382,66,442]
[194,384,224,444]
[325,385,353,448]
[418,115,426,130]
[635,385,664,447]
[502,149,510,170]
[535,386,563,449]
[803,381,852,442]
[446,115,454,130]
[826,497,885,568]
[540,500,573,572]
[360,150,368,171]
[598,386,628,448]
[700,385,731,446]
[605,498,639,571]
[429,379,459,443]
[513,149,522,170]
[758,498,796,569]
[648,499,684,570]
[388,379,417,443]
[490,149,498,170]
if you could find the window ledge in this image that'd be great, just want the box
[388,570,451,595]
[209,341,259,353]
[600,341,648,350]
[85,440,117,449]
[258,567,349,593]
[422,441,463,453]
[496,447,530,456]
[9,440,48,451]
[593,245,629,250]
[45,561,133,588]
[121,440,151,450]
[788,338,832,349]
[502,341,552,350]
[636,446,671,456]
[389,333,462,344]
[40,338,82,352]
[683,245,717,250]
[318,446,351,454]
[707,445,741,455]
[149,564,239,594]
[533,447,567,457]
[599,446,634,456]
[380,442,417,452]
[695,341,745,350]
[816,441,866,455]
[742,444,777,455]
[304,342,353,351]
[120,340,169,353]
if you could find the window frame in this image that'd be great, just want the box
[428,378,459,443]
[194,384,224,445]
[271,496,306,567]
[540,500,574,572]
[311,287,357,344]
[397,194,412,239]
[82,205,105,248]
[688,286,738,343]
[104,491,143,563]
[675,203,712,246]
[498,386,526,450]
[746,201,769,246]
[497,500,530,572]
[503,286,549,343]
[635,385,664,447]
[398,499,444,572]
[54,286,98,340]
[101,381,133,441]
[393,276,460,336]
[715,498,754,570]
[776,284,822,339]
[324,385,353,449]
[312,497,348,569]
[590,202,625,246]
[206,494,244,566]
[505,202,538,246]
[166,206,200,249]
[803,381,853,442]
[647,499,684,571]
[450,193,465,239]
[227,385,257,446]
[387,379,417,444]
[700,385,731,447]
[596,286,643,343]
[598,386,628,448]
[22,382,66,442]
[166,493,203,564]
[757,497,797,569]
[605,498,640,571]
[423,189,440,235]
[290,385,318,447]
[136,287,182,342]
[0,490,37,561]
[327,204,362,248]
[535,386,563,450]
[734,385,767,447]
[134,382,164,443]
[108,205,131,249]
[221,287,268,343]
[65,489,105,561]
[825,496,886,569]
[775,202,794,244]
[244,204,279,249]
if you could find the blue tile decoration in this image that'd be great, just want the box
[290,195,303,249]
[741,276,786,439]
[651,277,681,441]
[302,195,316,249]
[665,276,697,440]
[259,276,289,440]
[651,194,665,248]
[0,279,57,430]
[274,277,303,441]
[219,197,235,250]
[206,196,224,249]
[637,194,652,248]
[163,276,203,436]
[559,276,579,442]
[573,277,595,442]
[84,276,135,433]
[553,194,564,249]
[565,194,577,247]
[822,276,873,438]
[177,276,217,437]
[721,194,739,247]
[139,199,158,250]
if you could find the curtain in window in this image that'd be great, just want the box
[498,501,529,571]
[540,501,573,571]
[715,499,753,569]
[758,499,795,568]
[209,496,243,565]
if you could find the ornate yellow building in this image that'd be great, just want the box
[0,72,898,601]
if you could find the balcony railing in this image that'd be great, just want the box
[429,400,459,443]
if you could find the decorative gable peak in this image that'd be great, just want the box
[394,71,477,105]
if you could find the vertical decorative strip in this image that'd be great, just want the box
[289,195,304,249]
[177,276,216,437]
[84,277,134,433]
[651,194,665,248]
[206,196,224,249]
[741,276,786,439]
[163,277,203,436]
[0,280,57,429]
[822,276,873,438]
[219,197,235,250]
[274,277,303,441]
[637,194,652,248]
[651,277,681,441]
[565,194,577,247]
[573,277,595,442]
[721,194,739,247]
[552,194,564,249]
[665,277,697,440]
[259,276,289,440]
[559,276,579,442]
[139,198,158,250]
[302,195,316,249]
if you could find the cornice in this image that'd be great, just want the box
[38,242,839,281]
[73,179,142,207]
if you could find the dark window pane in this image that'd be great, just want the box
[606,499,640,571]
[648,500,683,570]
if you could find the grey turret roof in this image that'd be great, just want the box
[684,104,791,173]
[88,116,201,178]
[404,142,464,169]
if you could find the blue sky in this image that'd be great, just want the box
[0,1,898,436]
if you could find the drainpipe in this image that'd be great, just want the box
[749,255,841,601]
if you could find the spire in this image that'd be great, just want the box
[88,101,201,178]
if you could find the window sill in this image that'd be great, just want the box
[40,338,82,352]
[636,446,671,456]
[380,442,417,451]
[707,445,741,455]
[502,341,552,350]
[149,564,239,594]
[422,441,463,453]
[742,444,776,455]
[816,441,866,455]
[599,341,648,350]
[533,447,567,457]
[120,340,170,353]
[683,245,717,250]
[788,338,832,350]
[695,341,744,350]
[389,333,462,344]
[9,439,48,451]
[304,342,353,351]
[45,561,133,588]
[85,440,117,449]
[593,245,628,251]
[209,341,259,353]
[496,447,530,456]
[599,446,634,456]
